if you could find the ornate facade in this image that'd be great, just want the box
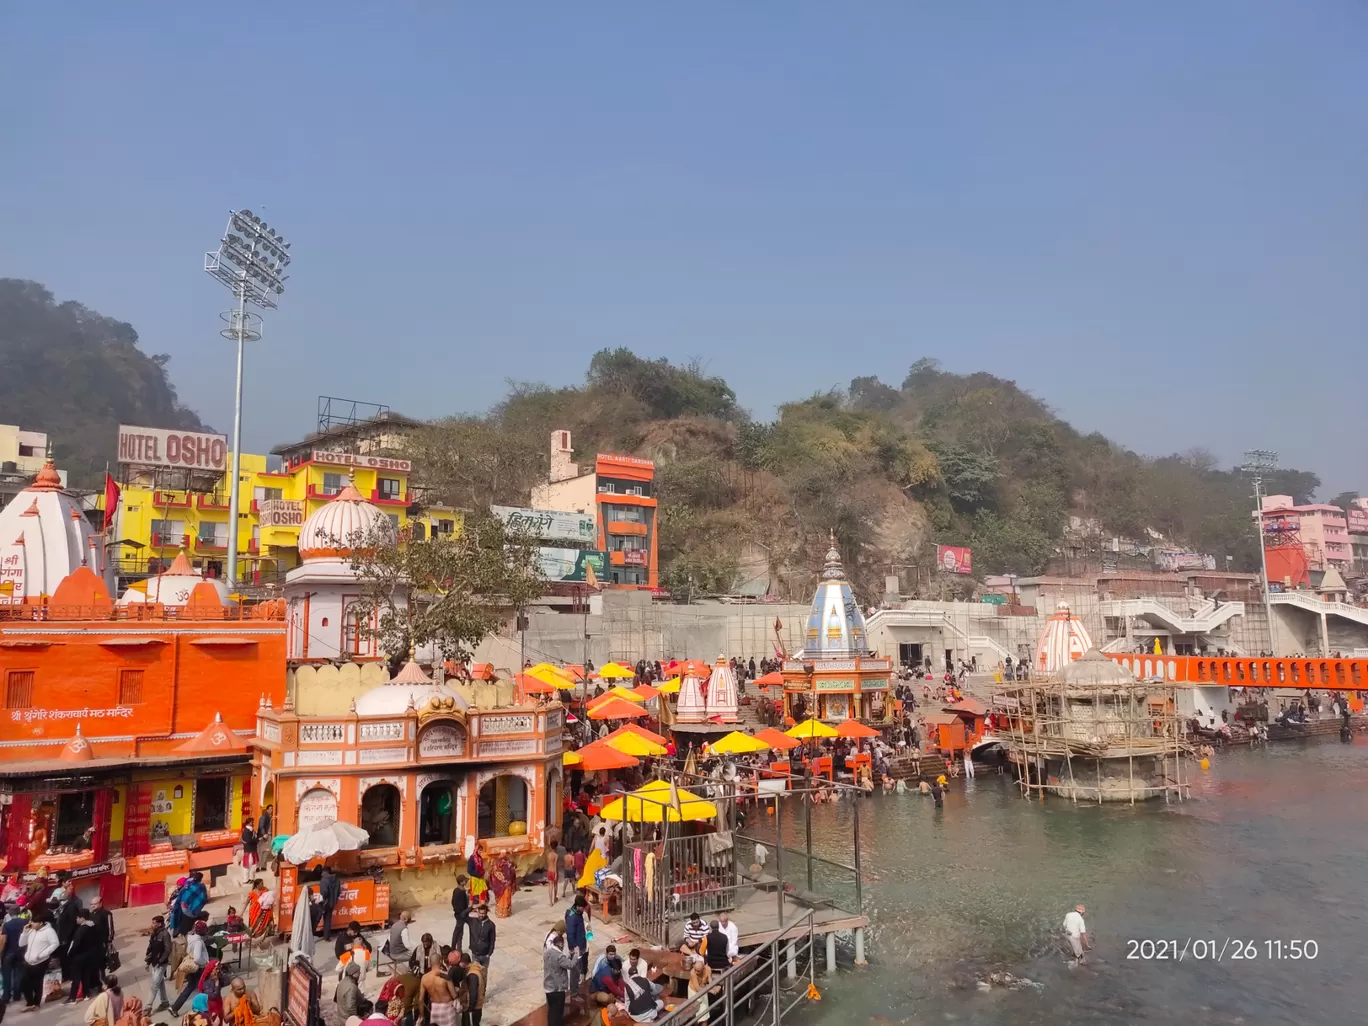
[781,538,892,723]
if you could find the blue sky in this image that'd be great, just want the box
[3,3,1365,489]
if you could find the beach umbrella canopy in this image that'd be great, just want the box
[755,727,801,751]
[836,720,881,739]
[574,742,641,772]
[528,665,577,690]
[588,697,650,720]
[679,660,712,679]
[599,779,717,822]
[710,730,771,755]
[631,683,662,701]
[604,723,668,745]
[754,671,785,687]
[281,819,369,865]
[514,672,557,695]
[602,731,667,758]
[786,718,838,739]
[562,664,589,682]
[655,677,681,694]
[596,662,636,679]
[607,685,647,703]
[562,750,583,767]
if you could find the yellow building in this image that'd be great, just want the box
[106,449,463,584]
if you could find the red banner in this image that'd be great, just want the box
[937,545,973,575]
[102,474,121,532]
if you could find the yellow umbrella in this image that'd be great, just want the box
[562,750,583,767]
[655,677,681,694]
[710,730,770,755]
[601,732,667,758]
[786,718,838,739]
[596,662,636,679]
[529,666,576,690]
[608,685,647,703]
[599,780,717,822]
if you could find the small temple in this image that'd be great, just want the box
[780,535,893,723]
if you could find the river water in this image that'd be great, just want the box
[786,737,1368,1025]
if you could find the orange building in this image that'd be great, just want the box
[0,461,286,906]
[531,432,660,590]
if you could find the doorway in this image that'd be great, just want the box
[898,643,923,670]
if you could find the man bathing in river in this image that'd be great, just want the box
[1063,904,1089,963]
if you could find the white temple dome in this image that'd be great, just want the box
[1035,601,1094,675]
[354,659,469,716]
[298,477,394,561]
[801,533,869,658]
[119,551,229,606]
[0,460,110,603]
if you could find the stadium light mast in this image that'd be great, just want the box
[205,210,291,588]
[1241,449,1279,653]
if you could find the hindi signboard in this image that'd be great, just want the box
[492,506,597,544]
[937,545,973,575]
[118,426,228,471]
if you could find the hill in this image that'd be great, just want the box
[0,279,211,485]
[406,349,1323,601]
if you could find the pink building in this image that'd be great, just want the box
[1260,495,1351,571]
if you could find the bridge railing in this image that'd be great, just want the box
[1106,653,1368,690]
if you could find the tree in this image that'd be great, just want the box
[347,513,545,663]
[1329,491,1359,511]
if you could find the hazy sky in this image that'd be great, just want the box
[3,4,1364,490]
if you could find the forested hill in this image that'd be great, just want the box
[407,349,1323,601]
[0,280,211,485]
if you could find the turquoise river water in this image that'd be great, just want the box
[783,737,1368,1025]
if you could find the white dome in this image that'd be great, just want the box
[0,461,110,603]
[1035,602,1094,675]
[801,537,869,658]
[298,479,395,560]
[354,659,469,716]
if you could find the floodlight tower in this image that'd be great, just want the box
[205,210,292,587]
[1241,449,1279,652]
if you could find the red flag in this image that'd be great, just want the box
[102,473,120,531]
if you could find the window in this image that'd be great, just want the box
[197,523,227,547]
[611,535,645,552]
[254,486,283,503]
[17,444,40,458]
[438,520,454,534]
[54,791,97,849]
[378,478,402,500]
[477,776,528,838]
[388,515,400,533]
[4,670,34,710]
[193,777,230,833]
[360,784,401,847]
[118,669,144,705]
[151,519,185,544]
[322,473,344,496]
[609,507,645,524]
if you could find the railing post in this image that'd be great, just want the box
[852,799,863,912]
[770,932,782,1026]
[804,788,814,892]
[774,797,785,927]
[724,973,734,1026]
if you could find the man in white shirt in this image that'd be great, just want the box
[19,917,60,1007]
[1062,904,1088,962]
[717,913,739,959]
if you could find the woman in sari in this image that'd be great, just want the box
[465,847,487,904]
[245,880,274,938]
[487,855,518,919]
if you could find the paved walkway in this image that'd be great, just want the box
[12,879,612,1026]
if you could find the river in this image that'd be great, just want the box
[784,736,1368,1025]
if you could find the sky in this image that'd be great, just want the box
[2,3,1365,491]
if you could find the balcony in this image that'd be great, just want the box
[371,489,410,506]
[605,520,648,536]
[306,483,343,500]
[153,491,191,508]
[150,532,191,550]
[248,539,260,553]
[194,535,229,554]
[196,494,230,510]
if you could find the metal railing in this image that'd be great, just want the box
[657,911,817,1026]
[622,832,739,946]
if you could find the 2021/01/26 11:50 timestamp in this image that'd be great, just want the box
[1126,939,1320,960]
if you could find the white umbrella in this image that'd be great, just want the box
[281,819,370,865]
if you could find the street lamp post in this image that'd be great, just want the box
[205,210,292,587]
[1241,449,1278,655]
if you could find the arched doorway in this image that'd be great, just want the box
[359,784,401,848]
[477,775,528,839]
[545,768,562,836]
[419,780,462,846]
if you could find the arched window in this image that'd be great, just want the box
[360,784,401,848]
[478,775,528,838]
[419,780,461,846]
[297,787,338,832]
